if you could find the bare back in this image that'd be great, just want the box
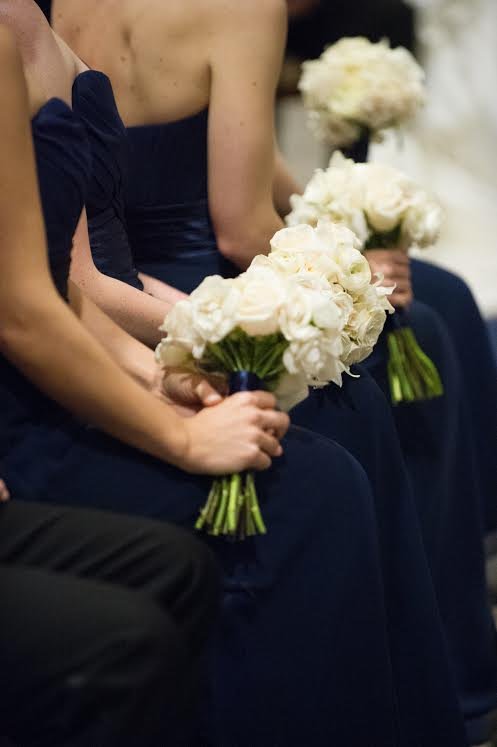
[53,0,213,126]
[55,0,289,267]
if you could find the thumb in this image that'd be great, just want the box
[195,379,223,406]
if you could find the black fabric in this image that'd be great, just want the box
[0,501,220,746]
[34,0,52,23]
[35,0,52,23]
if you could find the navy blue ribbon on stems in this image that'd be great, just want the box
[229,371,266,395]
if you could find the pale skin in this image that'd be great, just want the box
[54,0,302,270]
[54,0,414,311]
[0,0,186,351]
[0,16,289,477]
[0,479,9,503]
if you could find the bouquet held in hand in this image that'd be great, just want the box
[287,153,444,404]
[299,36,425,149]
[156,221,392,539]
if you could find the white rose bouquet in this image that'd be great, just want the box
[266,220,394,370]
[299,36,425,149]
[156,256,352,540]
[286,155,444,404]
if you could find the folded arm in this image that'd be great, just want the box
[70,211,183,348]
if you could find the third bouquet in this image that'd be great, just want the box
[287,153,444,405]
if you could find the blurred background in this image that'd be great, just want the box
[277,0,497,355]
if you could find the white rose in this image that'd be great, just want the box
[284,337,324,379]
[270,223,322,255]
[160,299,205,357]
[284,329,344,384]
[252,250,306,278]
[348,304,386,349]
[342,340,373,367]
[286,194,321,227]
[279,284,317,342]
[189,276,240,345]
[332,244,372,296]
[273,372,309,412]
[234,265,288,336]
[314,218,361,253]
[311,290,348,332]
[318,332,347,386]
[362,165,412,233]
[155,340,192,368]
[402,196,442,248]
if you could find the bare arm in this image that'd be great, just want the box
[139,272,187,305]
[70,210,180,347]
[273,146,302,218]
[207,0,288,269]
[0,30,288,475]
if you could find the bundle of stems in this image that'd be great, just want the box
[386,313,443,405]
[195,329,289,540]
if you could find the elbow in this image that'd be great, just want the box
[0,308,36,358]
[216,233,253,269]
[215,222,280,270]
[0,295,62,358]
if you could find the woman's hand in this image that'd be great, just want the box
[151,368,227,417]
[0,479,10,503]
[178,391,290,475]
[364,248,413,309]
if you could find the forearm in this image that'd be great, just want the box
[139,273,188,305]
[0,290,188,467]
[273,148,302,218]
[68,281,158,389]
[74,267,170,348]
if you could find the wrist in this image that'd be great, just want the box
[158,410,193,471]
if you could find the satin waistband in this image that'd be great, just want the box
[126,199,218,261]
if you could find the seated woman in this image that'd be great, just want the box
[0,32,221,746]
[0,3,424,745]
[53,1,497,743]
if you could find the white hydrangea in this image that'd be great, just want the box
[299,36,426,147]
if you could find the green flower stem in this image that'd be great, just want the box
[396,333,425,400]
[227,473,241,534]
[213,478,229,535]
[402,328,443,397]
[195,472,267,540]
[387,331,415,403]
[387,326,444,405]
[247,473,267,535]
[195,481,219,530]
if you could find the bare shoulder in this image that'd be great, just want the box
[129,0,286,39]
[0,0,50,60]
[0,24,29,98]
[209,0,286,30]
[0,23,18,62]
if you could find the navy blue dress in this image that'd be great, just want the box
[411,258,497,532]
[1,82,411,747]
[75,98,472,742]
[344,138,497,534]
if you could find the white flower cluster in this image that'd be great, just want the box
[156,221,393,410]
[287,152,443,250]
[299,37,426,147]
[266,220,394,371]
